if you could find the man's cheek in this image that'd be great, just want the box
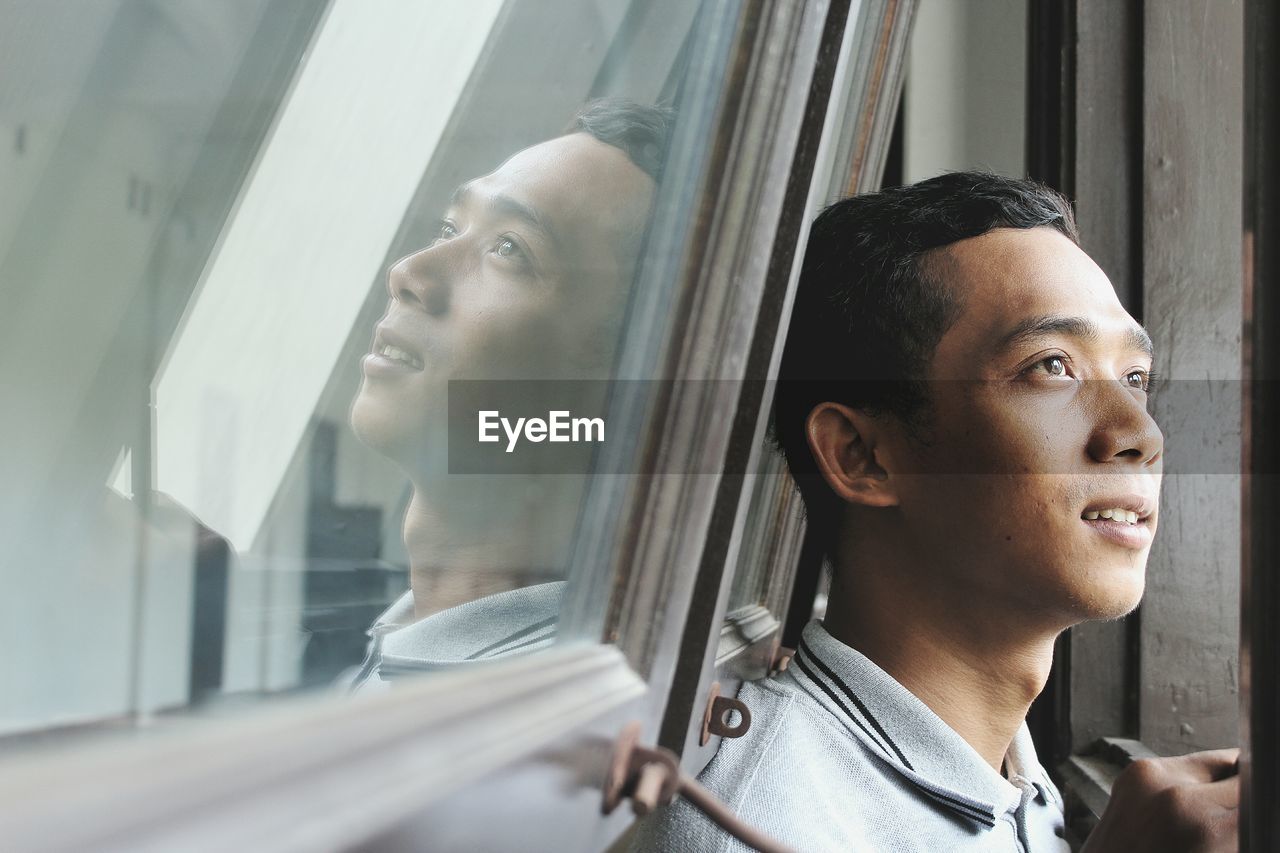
[916,477,1004,542]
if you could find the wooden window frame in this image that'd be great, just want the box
[649,0,918,768]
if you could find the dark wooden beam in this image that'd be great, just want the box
[1243,0,1280,847]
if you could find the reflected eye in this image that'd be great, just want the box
[495,237,520,257]
[491,234,532,268]
[432,219,459,244]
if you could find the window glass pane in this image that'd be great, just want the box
[0,0,729,741]
[728,451,791,613]
[711,0,915,663]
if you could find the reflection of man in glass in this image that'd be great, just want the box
[345,99,669,686]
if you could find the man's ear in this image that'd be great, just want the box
[805,402,899,508]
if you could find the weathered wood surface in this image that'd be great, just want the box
[1140,0,1243,755]
[1069,0,1144,753]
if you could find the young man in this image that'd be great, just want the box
[344,99,669,686]
[638,172,1238,851]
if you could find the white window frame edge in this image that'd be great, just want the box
[594,0,834,694]
[0,644,640,852]
[670,0,918,766]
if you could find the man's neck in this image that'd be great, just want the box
[822,555,1060,772]
[400,479,581,620]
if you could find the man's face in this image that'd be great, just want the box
[350,132,654,466]
[886,226,1163,624]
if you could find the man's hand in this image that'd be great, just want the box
[1082,748,1239,853]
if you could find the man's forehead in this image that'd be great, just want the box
[493,134,646,199]
[926,225,1157,368]
[932,227,1152,362]
[990,313,1154,360]
[461,134,651,232]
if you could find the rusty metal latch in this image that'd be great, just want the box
[602,721,679,817]
[602,721,798,853]
[700,681,752,746]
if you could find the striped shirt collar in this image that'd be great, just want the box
[362,581,563,677]
[790,620,1049,827]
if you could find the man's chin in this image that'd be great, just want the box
[349,392,443,477]
[1072,574,1146,623]
[1081,596,1143,623]
[349,393,408,457]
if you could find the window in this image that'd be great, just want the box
[0,1,913,849]
[652,0,916,767]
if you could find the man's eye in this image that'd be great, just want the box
[493,235,526,261]
[1028,355,1070,378]
[1126,370,1158,393]
[433,219,459,243]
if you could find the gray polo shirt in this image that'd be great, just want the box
[345,581,563,693]
[634,620,1070,852]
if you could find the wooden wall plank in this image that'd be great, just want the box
[1139,0,1243,755]
[1243,0,1280,846]
[1068,0,1144,753]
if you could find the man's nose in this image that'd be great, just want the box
[387,245,451,316]
[1085,378,1165,468]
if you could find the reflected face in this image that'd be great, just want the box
[350,132,654,466]
[885,227,1163,624]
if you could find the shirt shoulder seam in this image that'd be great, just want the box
[709,684,797,844]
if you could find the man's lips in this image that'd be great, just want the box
[1075,491,1156,550]
[365,324,429,374]
[1079,492,1155,522]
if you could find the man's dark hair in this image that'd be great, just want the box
[773,170,1080,556]
[565,97,674,182]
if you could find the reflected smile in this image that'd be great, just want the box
[375,343,424,370]
[364,324,430,377]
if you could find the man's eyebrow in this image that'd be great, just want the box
[994,314,1155,359]
[448,181,561,249]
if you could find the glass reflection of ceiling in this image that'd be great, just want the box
[154,1,503,550]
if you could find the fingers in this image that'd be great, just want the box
[1196,776,1240,812]
[1207,806,1240,853]
[1167,748,1240,784]
[1091,750,1241,853]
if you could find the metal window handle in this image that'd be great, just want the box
[700,681,752,746]
[603,721,797,853]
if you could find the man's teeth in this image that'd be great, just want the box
[378,344,424,369]
[1082,508,1140,524]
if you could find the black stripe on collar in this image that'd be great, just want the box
[467,615,558,660]
[473,624,556,660]
[919,787,999,828]
[797,640,914,771]
[795,641,1000,830]
[792,652,898,760]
